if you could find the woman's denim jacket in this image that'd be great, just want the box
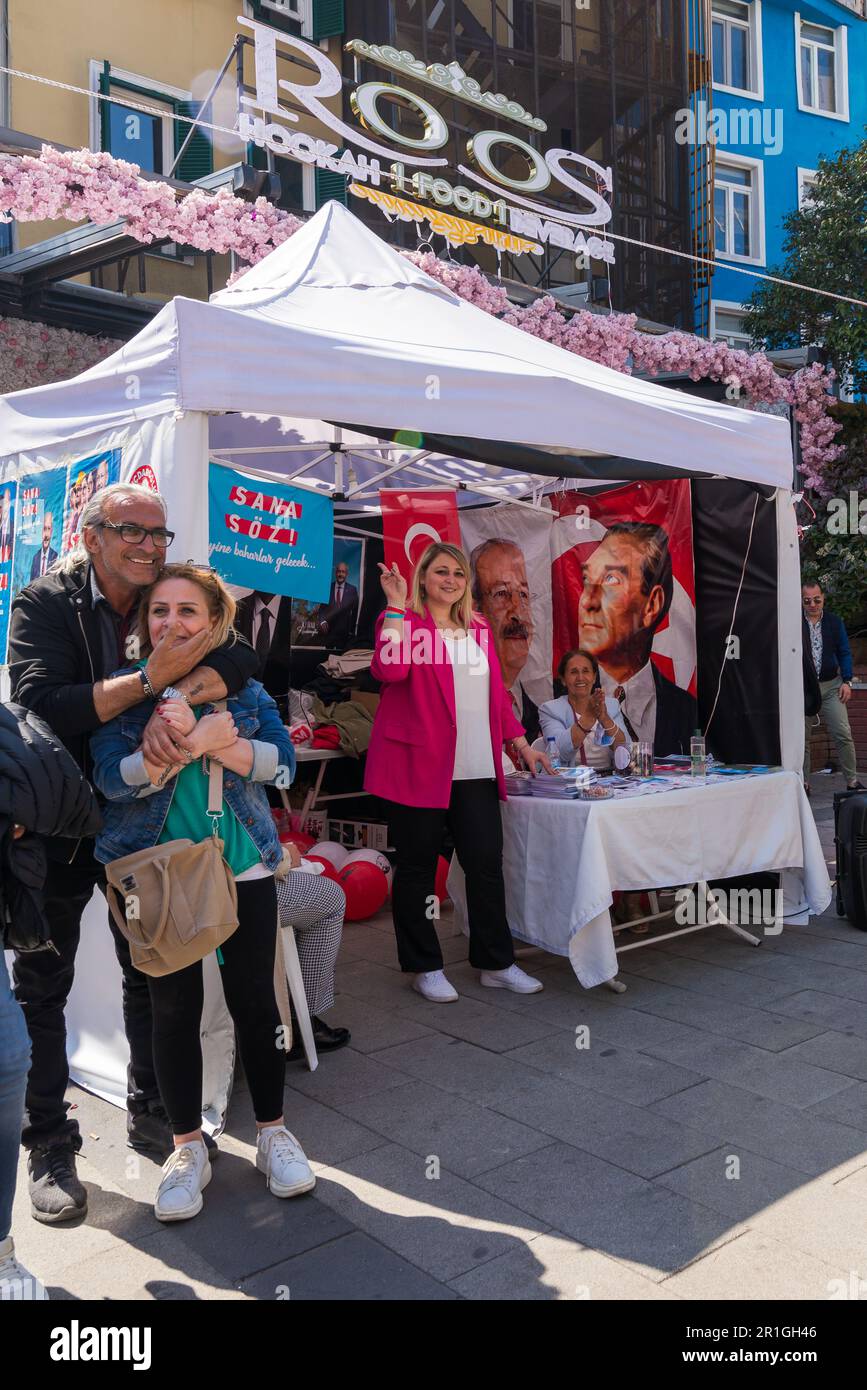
[90,676,295,870]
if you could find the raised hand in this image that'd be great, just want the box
[378,561,408,609]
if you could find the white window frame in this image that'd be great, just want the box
[253,0,313,38]
[88,60,192,174]
[713,151,765,265]
[795,13,849,121]
[711,0,764,101]
[711,299,753,351]
[797,166,819,208]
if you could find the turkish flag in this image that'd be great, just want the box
[380,490,462,588]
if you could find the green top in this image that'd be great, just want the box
[141,670,261,875]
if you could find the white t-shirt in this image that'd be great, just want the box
[441,632,495,781]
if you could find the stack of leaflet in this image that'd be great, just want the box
[527,767,594,800]
[505,772,532,796]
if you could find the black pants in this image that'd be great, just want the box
[389,780,515,974]
[146,877,284,1135]
[13,841,159,1152]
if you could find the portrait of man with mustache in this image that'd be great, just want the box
[470,537,541,744]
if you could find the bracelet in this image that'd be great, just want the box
[139,668,159,701]
[384,609,405,618]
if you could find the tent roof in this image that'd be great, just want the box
[0,202,792,489]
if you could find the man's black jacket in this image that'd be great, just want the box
[7,561,259,786]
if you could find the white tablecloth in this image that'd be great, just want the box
[448,772,832,988]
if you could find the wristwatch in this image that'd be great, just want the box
[158,686,190,706]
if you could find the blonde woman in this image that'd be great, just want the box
[364,543,550,1002]
[90,565,314,1223]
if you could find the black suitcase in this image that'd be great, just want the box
[834,791,867,929]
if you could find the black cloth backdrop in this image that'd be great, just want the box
[692,480,781,765]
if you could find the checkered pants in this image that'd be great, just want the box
[275,872,345,1016]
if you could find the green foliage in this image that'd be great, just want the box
[744,139,867,395]
[800,405,867,633]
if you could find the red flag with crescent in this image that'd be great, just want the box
[379,490,462,589]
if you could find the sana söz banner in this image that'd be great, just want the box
[207,462,333,602]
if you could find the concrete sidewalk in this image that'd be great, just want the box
[10,773,867,1300]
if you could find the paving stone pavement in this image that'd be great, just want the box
[10,774,867,1301]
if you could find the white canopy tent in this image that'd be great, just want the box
[0,200,809,1113]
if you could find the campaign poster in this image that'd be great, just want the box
[459,503,555,739]
[10,465,68,600]
[61,449,121,555]
[291,538,364,649]
[0,478,18,663]
[549,481,697,757]
[208,463,334,603]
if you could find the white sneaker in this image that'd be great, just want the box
[257,1125,316,1198]
[0,1236,48,1299]
[412,970,459,1002]
[154,1140,211,1222]
[480,964,544,994]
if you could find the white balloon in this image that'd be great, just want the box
[311,840,350,870]
[343,848,393,887]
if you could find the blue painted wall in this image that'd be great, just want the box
[702,0,866,327]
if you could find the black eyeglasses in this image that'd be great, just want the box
[97,521,175,548]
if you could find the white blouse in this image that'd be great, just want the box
[441,632,496,781]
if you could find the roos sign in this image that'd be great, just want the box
[236,15,614,261]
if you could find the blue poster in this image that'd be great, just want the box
[208,464,333,602]
[60,449,121,556]
[0,478,18,664]
[10,465,68,599]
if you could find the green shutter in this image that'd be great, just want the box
[312,0,344,40]
[174,100,213,183]
[98,60,111,152]
[315,167,348,208]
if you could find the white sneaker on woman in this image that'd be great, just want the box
[0,1236,48,1299]
[412,970,459,1002]
[480,964,544,994]
[257,1125,316,1198]
[154,1140,211,1222]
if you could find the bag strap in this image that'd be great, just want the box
[207,700,226,832]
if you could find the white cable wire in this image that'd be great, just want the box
[1,61,866,313]
[703,490,761,741]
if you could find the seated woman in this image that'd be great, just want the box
[91,563,315,1224]
[539,648,627,769]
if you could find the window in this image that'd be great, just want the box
[798,167,819,208]
[796,15,848,119]
[711,302,752,351]
[248,1,343,40]
[712,0,763,98]
[714,156,764,263]
[92,63,213,183]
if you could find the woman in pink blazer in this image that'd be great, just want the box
[364,542,550,1002]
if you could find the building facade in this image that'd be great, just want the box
[699,0,867,350]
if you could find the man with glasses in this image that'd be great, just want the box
[470,537,541,743]
[802,580,863,794]
[7,483,258,1224]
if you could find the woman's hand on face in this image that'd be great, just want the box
[378,562,408,609]
[157,699,196,737]
[189,711,238,755]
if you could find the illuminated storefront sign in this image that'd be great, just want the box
[235,15,615,264]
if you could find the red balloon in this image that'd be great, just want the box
[338,861,389,922]
[280,830,316,851]
[435,854,452,905]
[305,855,340,882]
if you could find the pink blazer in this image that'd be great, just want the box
[364,609,525,809]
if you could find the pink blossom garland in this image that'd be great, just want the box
[0,146,843,483]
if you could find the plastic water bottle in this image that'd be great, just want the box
[546,736,561,772]
[690,730,706,779]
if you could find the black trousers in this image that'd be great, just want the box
[145,877,284,1135]
[13,841,159,1152]
[388,780,515,974]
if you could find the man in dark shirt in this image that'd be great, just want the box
[802,581,863,791]
[8,483,258,1224]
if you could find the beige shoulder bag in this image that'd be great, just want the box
[106,745,239,978]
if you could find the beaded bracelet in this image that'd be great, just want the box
[384,609,406,618]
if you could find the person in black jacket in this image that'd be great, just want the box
[802,581,864,792]
[7,482,259,1224]
[0,701,102,1298]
